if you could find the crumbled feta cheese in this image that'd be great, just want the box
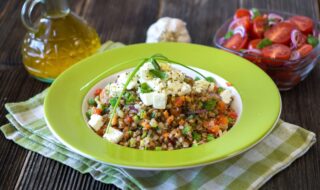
[139,92,154,106]
[117,72,138,90]
[108,83,123,97]
[159,62,171,71]
[167,69,185,81]
[153,92,167,109]
[146,17,191,43]
[179,82,192,95]
[88,114,104,131]
[220,89,233,104]
[167,80,191,96]
[103,127,124,143]
[138,62,154,83]
[192,80,211,93]
[146,78,166,92]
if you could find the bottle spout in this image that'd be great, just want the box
[44,0,70,18]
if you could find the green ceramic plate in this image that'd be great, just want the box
[44,43,281,170]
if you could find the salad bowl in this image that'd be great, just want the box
[44,43,281,170]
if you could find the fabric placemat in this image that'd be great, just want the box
[1,41,316,190]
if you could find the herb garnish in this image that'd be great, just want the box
[251,8,261,19]
[204,99,217,111]
[106,54,213,134]
[307,35,319,48]
[140,82,153,93]
[192,132,201,142]
[109,97,118,107]
[205,76,215,82]
[149,69,168,79]
[257,38,272,49]
[224,31,234,39]
[150,58,161,70]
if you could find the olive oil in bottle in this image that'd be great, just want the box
[21,0,101,82]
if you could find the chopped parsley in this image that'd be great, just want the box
[204,99,217,111]
[251,8,261,19]
[182,125,192,135]
[109,97,118,107]
[217,87,224,94]
[192,132,201,142]
[140,82,153,93]
[88,98,96,106]
[257,38,272,49]
[205,76,215,83]
[124,92,136,104]
[307,35,319,48]
[207,134,215,141]
[149,69,168,79]
[224,31,234,39]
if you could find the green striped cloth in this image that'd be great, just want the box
[1,42,316,190]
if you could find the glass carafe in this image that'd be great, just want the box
[21,0,101,83]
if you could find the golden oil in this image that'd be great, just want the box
[22,12,101,82]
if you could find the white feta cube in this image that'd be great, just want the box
[139,92,154,106]
[108,83,123,97]
[88,114,104,131]
[153,92,167,109]
[192,80,211,93]
[166,80,182,95]
[138,62,154,83]
[103,127,124,143]
[167,69,185,81]
[220,89,233,104]
[179,82,192,95]
[117,72,138,90]
[147,78,166,92]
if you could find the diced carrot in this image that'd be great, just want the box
[174,96,185,107]
[166,115,174,125]
[217,116,229,127]
[163,132,169,139]
[179,119,185,126]
[93,108,102,115]
[94,88,102,96]
[141,121,151,129]
[163,110,169,119]
[217,101,226,112]
[111,115,118,125]
[209,125,220,134]
[124,115,133,124]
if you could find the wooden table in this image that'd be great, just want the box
[1,0,319,189]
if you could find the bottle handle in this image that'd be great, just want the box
[21,0,44,32]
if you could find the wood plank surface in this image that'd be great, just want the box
[0,0,319,189]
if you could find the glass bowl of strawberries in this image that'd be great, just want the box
[214,8,320,90]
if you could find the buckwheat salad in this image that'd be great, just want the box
[86,55,238,150]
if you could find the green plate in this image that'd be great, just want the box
[44,43,281,170]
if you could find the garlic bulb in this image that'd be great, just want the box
[146,17,191,43]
